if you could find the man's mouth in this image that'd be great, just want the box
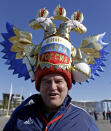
[49,93,59,96]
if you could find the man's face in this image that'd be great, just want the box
[40,74,68,111]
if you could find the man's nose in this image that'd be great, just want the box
[49,81,57,90]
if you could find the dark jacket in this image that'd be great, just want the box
[3,94,99,131]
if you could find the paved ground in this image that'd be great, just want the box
[0,116,9,131]
[96,117,111,131]
[0,115,111,131]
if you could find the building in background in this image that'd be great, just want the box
[71,101,97,113]
[2,93,24,109]
[96,100,111,113]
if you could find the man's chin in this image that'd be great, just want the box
[47,101,61,109]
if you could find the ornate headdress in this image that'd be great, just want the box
[0,5,108,90]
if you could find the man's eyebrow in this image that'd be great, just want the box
[55,78,63,81]
[41,78,49,81]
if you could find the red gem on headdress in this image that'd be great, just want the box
[59,8,62,15]
[76,11,81,20]
[40,9,45,17]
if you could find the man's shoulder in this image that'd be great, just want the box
[10,103,35,119]
[68,104,99,130]
[69,103,93,121]
[17,103,35,112]
[11,94,40,116]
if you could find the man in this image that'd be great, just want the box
[3,73,99,131]
[1,5,108,131]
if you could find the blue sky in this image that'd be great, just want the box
[0,0,111,101]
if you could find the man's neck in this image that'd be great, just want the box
[44,105,59,113]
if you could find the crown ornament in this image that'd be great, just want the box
[71,11,84,23]
[0,5,108,84]
[38,8,49,17]
[29,5,87,40]
[54,5,66,17]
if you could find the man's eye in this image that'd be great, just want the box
[55,80,62,84]
[46,81,51,84]
[41,80,50,85]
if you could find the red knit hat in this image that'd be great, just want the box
[35,66,72,91]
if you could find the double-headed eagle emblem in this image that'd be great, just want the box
[0,5,108,84]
